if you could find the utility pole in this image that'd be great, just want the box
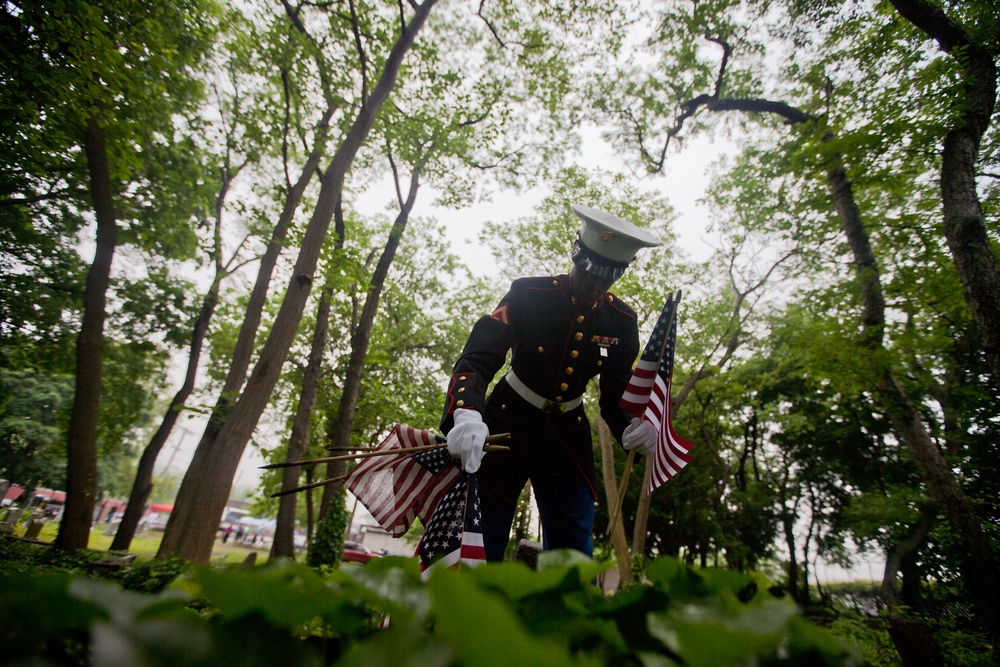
[157,426,192,476]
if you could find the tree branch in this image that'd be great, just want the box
[349,0,370,107]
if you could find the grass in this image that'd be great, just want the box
[21,522,274,565]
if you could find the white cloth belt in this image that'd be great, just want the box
[505,369,583,414]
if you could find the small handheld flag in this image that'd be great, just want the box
[345,424,462,537]
[607,291,693,535]
[622,292,693,494]
[417,472,486,578]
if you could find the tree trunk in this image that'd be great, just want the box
[631,461,652,556]
[111,165,237,551]
[782,510,801,604]
[311,160,424,562]
[881,503,943,667]
[157,4,438,563]
[827,146,1000,654]
[317,160,424,542]
[270,284,332,559]
[324,161,422,455]
[193,106,335,456]
[55,115,118,552]
[888,0,1000,393]
[111,274,221,551]
[305,466,316,541]
[271,200,345,558]
[156,111,331,561]
[598,417,633,586]
[692,81,1000,652]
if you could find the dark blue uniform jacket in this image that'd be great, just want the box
[441,275,639,502]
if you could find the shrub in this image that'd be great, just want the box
[0,549,860,666]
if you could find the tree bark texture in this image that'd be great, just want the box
[157,2,438,563]
[55,114,118,551]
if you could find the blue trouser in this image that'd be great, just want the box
[478,461,595,562]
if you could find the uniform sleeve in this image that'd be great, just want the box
[439,287,517,433]
[598,317,640,444]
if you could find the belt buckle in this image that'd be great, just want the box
[541,399,565,414]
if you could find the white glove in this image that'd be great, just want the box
[622,418,657,456]
[447,409,489,473]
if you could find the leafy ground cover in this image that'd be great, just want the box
[1,537,861,667]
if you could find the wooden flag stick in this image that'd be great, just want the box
[259,432,511,470]
[270,473,350,498]
[605,290,682,537]
[605,449,637,537]
[268,432,513,498]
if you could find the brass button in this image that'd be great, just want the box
[537,346,544,353]
[552,279,559,286]
[560,383,569,391]
[576,315,584,323]
[574,332,583,341]
[501,404,507,410]
[458,387,465,393]
[459,375,467,381]
[608,294,614,302]
[577,416,582,422]
[565,367,574,375]
[591,303,597,310]
[597,360,603,367]
[570,350,579,358]
[555,396,563,402]
[456,400,465,407]
[571,296,578,305]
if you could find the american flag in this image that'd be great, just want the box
[619,293,694,494]
[418,472,486,579]
[345,424,461,537]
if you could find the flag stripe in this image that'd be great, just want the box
[619,359,660,418]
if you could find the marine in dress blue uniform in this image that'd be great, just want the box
[442,204,659,561]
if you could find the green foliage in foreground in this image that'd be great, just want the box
[0,549,860,666]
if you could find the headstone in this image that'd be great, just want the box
[23,520,43,540]
[514,539,543,570]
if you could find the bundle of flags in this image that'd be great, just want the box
[345,423,485,575]
[619,292,693,494]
